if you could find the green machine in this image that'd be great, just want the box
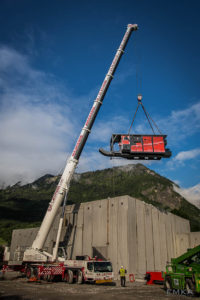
[164,245,200,295]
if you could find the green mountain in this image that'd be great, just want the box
[0,163,200,245]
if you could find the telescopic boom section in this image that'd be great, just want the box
[32,24,138,250]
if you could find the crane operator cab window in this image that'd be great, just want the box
[87,261,113,272]
[94,261,112,272]
[87,262,94,272]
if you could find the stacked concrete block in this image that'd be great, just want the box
[108,198,119,276]
[144,203,154,271]
[158,212,168,270]
[135,199,146,276]
[127,196,137,276]
[175,233,190,256]
[9,228,38,262]
[190,232,200,248]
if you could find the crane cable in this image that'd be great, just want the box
[128,33,162,136]
[140,103,156,135]
[111,158,115,197]
[127,101,140,135]
[128,36,142,135]
[135,32,142,97]
[128,96,163,135]
[142,103,163,135]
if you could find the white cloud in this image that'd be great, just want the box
[167,148,200,170]
[0,46,80,186]
[0,47,30,72]
[174,149,200,161]
[0,100,75,186]
[157,102,200,145]
[173,184,200,209]
[91,116,129,143]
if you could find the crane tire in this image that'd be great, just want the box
[33,267,39,280]
[43,274,48,281]
[63,271,68,282]
[26,266,33,279]
[68,270,74,284]
[77,270,83,284]
[46,274,53,282]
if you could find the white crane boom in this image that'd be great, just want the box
[27,24,138,257]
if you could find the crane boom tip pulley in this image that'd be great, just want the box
[127,24,138,30]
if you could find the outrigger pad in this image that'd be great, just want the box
[99,134,172,160]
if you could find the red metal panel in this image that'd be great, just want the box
[143,136,153,152]
[153,136,165,152]
[121,135,130,145]
[131,143,143,152]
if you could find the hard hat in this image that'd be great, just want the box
[121,266,123,268]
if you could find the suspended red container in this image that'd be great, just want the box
[99,95,172,161]
[99,134,171,160]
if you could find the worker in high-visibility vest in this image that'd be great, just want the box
[119,266,127,287]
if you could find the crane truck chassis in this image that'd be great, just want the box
[3,256,113,284]
[3,24,138,283]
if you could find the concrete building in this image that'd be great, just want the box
[9,195,200,279]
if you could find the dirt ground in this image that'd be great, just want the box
[0,273,199,300]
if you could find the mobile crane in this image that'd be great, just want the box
[3,24,138,283]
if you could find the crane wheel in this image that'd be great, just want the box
[49,275,54,282]
[43,274,48,281]
[33,267,39,280]
[63,272,68,282]
[68,270,74,284]
[26,266,33,279]
[43,274,52,282]
[77,270,83,284]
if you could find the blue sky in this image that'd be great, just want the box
[0,0,200,190]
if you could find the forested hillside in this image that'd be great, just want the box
[1,164,200,245]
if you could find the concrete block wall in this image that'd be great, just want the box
[63,195,192,279]
[9,195,199,280]
[125,196,191,278]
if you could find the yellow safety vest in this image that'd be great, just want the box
[119,268,126,277]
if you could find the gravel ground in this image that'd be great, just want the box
[0,273,199,300]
